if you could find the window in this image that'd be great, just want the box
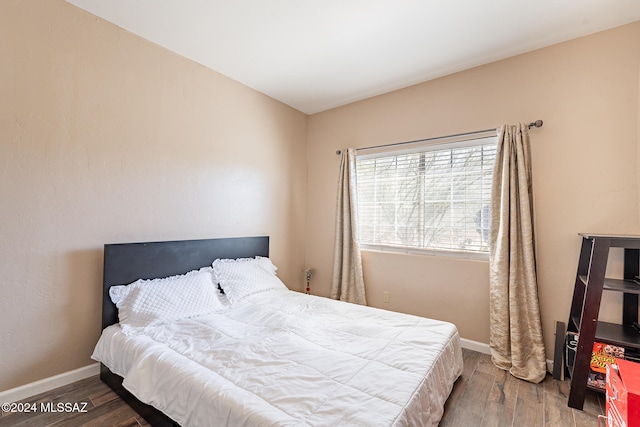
[355,133,497,256]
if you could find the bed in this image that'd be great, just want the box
[93,236,463,427]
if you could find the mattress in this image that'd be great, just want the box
[93,289,463,427]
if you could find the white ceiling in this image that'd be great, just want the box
[65,0,640,114]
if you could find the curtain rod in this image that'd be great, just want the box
[335,120,543,155]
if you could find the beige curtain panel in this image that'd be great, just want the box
[331,148,367,305]
[489,123,547,383]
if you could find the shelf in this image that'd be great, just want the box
[565,356,608,395]
[577,275,640,294]
[578,233,640,249]
[585,384,605,394]
[565,235,640,410]
[604,279,640,294]
[595,321,640,349]
[567,318,640,348]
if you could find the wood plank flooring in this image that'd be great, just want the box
[0,376,149,427]
[440,348,604,426]
[1,348,604,426]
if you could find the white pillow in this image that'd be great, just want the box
[212,257,287,303]
[109,268,225,335]
[212,256,277,274]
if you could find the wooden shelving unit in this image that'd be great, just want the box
[564,233,640,409]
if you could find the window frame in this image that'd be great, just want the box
[354,131,497,260]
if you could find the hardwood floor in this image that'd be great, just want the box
[440,348,604,427]
[1,348,604,427]
[0,376,149,427]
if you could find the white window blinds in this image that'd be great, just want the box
[355,134,497,255]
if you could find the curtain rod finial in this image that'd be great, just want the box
[529,120,543,128]
[336,149,342,155]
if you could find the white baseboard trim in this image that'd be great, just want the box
[460,337,491,354]
[459,338,554,374]
[547,360,554,375]
[0,363,100,403]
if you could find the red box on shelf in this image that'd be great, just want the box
[606,359,640,426]
[566,332,625,390]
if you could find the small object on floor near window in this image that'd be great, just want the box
[304,267,314,294]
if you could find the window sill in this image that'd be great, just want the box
[359,243,489,261]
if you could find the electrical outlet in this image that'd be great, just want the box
[383,291,390,303]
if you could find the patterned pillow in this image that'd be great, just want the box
[212,257,287,303]
[109,269,225,335]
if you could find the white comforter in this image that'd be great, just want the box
[93,289,462,427]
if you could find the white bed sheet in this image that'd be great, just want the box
[93,290,463,427]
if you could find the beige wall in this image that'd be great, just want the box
[305,22,640,357]
[0,0,308,391]
[2,0,639,395]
